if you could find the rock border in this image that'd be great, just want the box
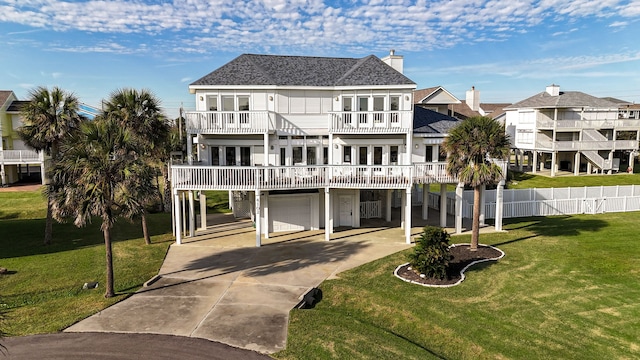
[393,243,505,288]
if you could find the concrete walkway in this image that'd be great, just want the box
[66,211,496,354]
[65,214,414,353]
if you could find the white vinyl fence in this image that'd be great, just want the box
[407,185,640,219]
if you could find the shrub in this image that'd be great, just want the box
[407,226,452,279]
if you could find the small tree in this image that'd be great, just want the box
[407,226,452,279]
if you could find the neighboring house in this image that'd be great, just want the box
[171,52,506,245]
[414,85,509,122]
[0,91,44,186]
[505,84,639,177]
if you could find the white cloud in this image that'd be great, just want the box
[0,0,636,55]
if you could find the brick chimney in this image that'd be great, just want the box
[466,86,480,112]
[381,49,404,74]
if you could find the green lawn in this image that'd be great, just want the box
[0,190,172,336]
[507,171,640,189]
[275,212,640,359]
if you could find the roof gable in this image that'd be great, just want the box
[414,86,460,105]
[191,54,416,87]
[0,90,16,109]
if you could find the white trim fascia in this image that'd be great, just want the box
[190,84,417,92]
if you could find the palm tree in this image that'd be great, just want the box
[443,116,510,250]
[18,86,85,245]
[101,88,170,244]
[50,116,144,298]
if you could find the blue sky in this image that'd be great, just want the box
[1,0,639,118]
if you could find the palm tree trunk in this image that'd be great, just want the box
[471,186,481,251]
[103,226,115,298]
[141,212,151,245]
[44,197,53,246]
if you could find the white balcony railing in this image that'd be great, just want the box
[171,163,454,191]
[536,117,640,130]
[329,111,412,133]
[184,111,272,134]
[413,162,457,184]
[535,139,638,151]
[0,150,43,164]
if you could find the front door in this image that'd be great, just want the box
[339,195,353,227]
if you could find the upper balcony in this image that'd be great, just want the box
[329,111,412,134]
[535,139,638,151]
[536,112,640,130]
[0,150,43,165]
[171,162,459,191]
[184,111,273,135]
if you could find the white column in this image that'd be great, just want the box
[479,185,486,226]
[608,151,614,175]
[199,192,207,230]
[174,191,182,245]
[495,180,505,231]
[439,184,447,227]
[574,152,580,176]
[255,191,261,247]
[406,133,412,165]
[518,150,524,172]
[188,191,195,237]
[532,151,538,174]
[386,189,392,222]
[263,192,269,239]
[400,188,406,230]
[325,188,331,241]
[328,134,334,165]
[0,164,5,186]
[422,184,429,220]
[455,182,463,234]
[264,133,269,165]
[181,192,187,240]
[355,190,361,228]
[550,152,556,177]
[587,161,592,174]
[187,133,193,165]
[405,187,412,244]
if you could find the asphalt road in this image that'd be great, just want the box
[1,333,271,360]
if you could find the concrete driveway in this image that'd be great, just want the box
[65,214,413,354]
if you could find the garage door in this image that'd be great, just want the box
[269,196,311,232]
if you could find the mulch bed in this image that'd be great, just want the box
[395,244,504,287]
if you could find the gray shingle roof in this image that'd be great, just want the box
[506,91,619,109]
[191,54,416,87]
[0,90,14,107]
[413,106,461,134]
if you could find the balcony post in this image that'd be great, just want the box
[532,151,538,174]
[187,133,193,165]
[439,184,447,227]
[574,152,580,176]
[0,163,5,186]
[263,192,269,239]
[386,189,392,222]
[455,182,463,234]
[188,190,195,237]
[422,184,429,220]
[495,180,505,232]
[405,187,412,244]
[199,192,207,230]
[174,190,182,245]
[255,190,261,247]
[324,187,331,241]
